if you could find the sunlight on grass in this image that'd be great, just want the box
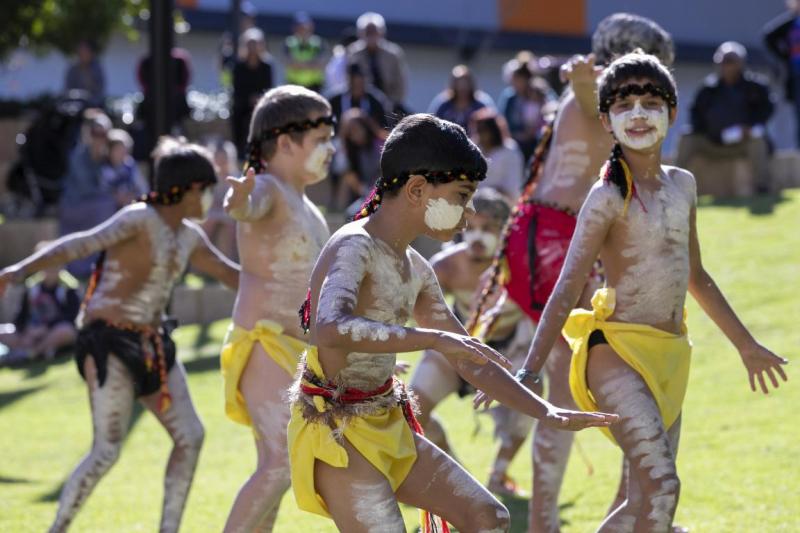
[0,191,798,532]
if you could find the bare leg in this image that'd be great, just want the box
[487,405,533,496]
[139,362,205,533]
[223,343,294,533]
[409,349,461,456]
[396,434,511,532]
[588,346,680,533]
[314,438,406,532]
[50,355,135,532]
[529,340,576,533]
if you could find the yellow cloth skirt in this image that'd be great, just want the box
[220,320,307,426]
[564,288,692,445]
[287,346,418,518]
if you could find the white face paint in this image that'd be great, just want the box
[463,229,498,257]
[609,99,669,151]
[424,198,464,231]
[304,141,334,184]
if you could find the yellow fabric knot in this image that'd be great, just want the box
[312,395,327,413]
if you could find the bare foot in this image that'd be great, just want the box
[486,471,529,498]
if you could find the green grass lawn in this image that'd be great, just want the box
[1,192,798,532]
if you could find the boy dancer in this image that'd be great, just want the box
[486,52,788,532]
[220,85,334,532]
[288,114,617,533]
[0,138,240,532]
[472,13,676,531]
[409,187,535,496]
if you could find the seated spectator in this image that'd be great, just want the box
[327,62,392,130]
[201,139,238,262]
[428,64,495,130]
[497,52,555,160]
[101,129,147,208]
[283,11,328,92]
[59,109,117,278]
[232,28,274,157]
[469,108,525,200]
[0,242,80,365]
[331,108,384,213]
[348,12,409,113]
[676,42,775,195]
[63,39,106,107]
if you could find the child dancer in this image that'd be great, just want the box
[219,85,334,532]
[0,138,240,532]
[409,187,535,496]
[471,13,676,532]
[287,113,617,533]
[489,52,788,532]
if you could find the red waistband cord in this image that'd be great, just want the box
[300,372,450,533]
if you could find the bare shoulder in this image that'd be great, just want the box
[663,165,697,202]
[582,178,624,213]
[181,218,210,244]
[320,220,374,263]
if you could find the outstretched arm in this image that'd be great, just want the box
[521,183,619,375]
[0,208,142,295]
[188,224,240,291]
[414,260,617,430]
[561,53,603,118]
[223,167,275,222]
[314,235,505,367]
[687,203,788,393]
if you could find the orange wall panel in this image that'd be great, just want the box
[498,0,586,36]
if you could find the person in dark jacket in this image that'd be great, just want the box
[676,42,775,193]
[327,62,391,130]
[764,0,800,146]
[231,28,274,157]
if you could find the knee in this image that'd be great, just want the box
[92,441,122,471]
[469,499,510,532]
[178,419,205,451]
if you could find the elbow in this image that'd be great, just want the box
[688,267,712,295]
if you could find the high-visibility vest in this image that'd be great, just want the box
[284,35,325,87]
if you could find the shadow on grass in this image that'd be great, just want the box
[698,193,787,216]
[183,353,220,374]
[0,383,48,411]
[499,492,578,533]
[0,474,35,484]
[36,401,147,503]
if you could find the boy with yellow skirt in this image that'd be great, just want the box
[219,85,334,532]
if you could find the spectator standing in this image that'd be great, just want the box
[324,26,358,94]
[676,42,775,194]
[469,108,525,200]
[327,63,392,130]
[497,52,554,160]
[428,64,495,130]
[283,12,328,92]
[231,28,274,157]
[63,39,106,107]
[348,12,409,112]
[58,110,117,278]
[764,0,800,147]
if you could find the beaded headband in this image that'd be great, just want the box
[257,115,335,142]
[139,181,212,206]
[599,82,677,113]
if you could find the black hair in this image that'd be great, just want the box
[597,52,677,210]
[353,113,488,220]
[472,188,511,224]
[146,137,216,205]
[592,13,675,66]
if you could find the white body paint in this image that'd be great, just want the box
[351,481,405,531]
[304,141,335,184]
[609,100,669,151]
[424,198,464,230]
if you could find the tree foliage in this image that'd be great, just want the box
[0,0,144,58]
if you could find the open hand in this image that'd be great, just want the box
[542,406,618,431]
[394,360,411,376]
[225,167,255,209]
[432,331,512,369]
[560,53,603,85]
[739,342,788,394]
